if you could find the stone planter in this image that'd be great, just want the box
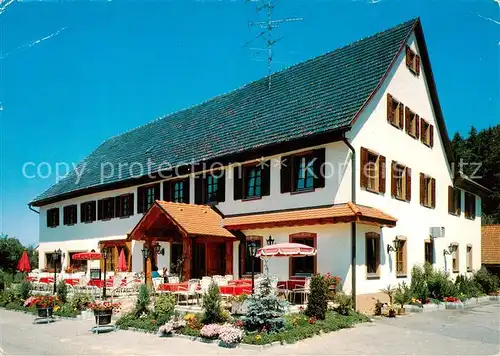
[219,341,238,348]
[231,301,248,315]
[37,307,53,318]
[94,310,113,325]
[444,302,464,310]
[489,295,500,302]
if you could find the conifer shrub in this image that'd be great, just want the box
[305,274,329,320]
[56,280,68,303]
[202,281,225,324]
[135,284,151,316]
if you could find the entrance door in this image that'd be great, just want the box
[206,242,225,276]
[192,242,206,279]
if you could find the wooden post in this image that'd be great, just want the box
[182,237,192,281]
[225,241,233,276]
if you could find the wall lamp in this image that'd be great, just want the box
[266,235,275,245]
[443,243,458,256]
[387,236,402,254]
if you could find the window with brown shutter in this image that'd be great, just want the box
[98,197,115,220]
[387,94,404,129]
[396,237,407,277]
[366,232,380,279]
[405,107,419,139]
[360,147,385,194]
[137,183,160,213]
[420,173,435,208]
[391,161,411,201]
[448,186,461,216]
[47,208,60,228]
[420,119,433,147]
[464,192,476,219]
[424,240,434,265]
[405,45,420,76]
[164,178,190,204]
[194,171,226,204]
[81,201,96,223]
[63,205,77,225]
[279,149,325,195]
[115,193,134,218]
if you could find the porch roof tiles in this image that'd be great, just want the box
[156,201,235,238]
[482,225,500,265]
[223,202,397,230]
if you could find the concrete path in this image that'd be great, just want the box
[1,303,499,355]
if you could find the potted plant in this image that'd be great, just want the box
[88,301,121,326]
[380,285,396,317]
[394,282,412,315]
[24,295,59,318]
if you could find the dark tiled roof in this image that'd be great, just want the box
[31,18,418,206]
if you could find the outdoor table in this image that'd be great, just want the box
[38,277,54,284]
[277,279,305,290]
[87,279,113,288]
[219,285,251,296]
[26,276,38,282]
[64,278,80,286]
[157,282,189,292]
[228,279,252,286]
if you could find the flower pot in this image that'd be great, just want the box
[388,309,396,318]
[397,307,405,315]
[94,310,112,325]
[37,307,53,318]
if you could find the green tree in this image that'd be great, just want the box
[0,234,24,273]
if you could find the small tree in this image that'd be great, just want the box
[56,280,68,303]
[202,281,225,324]
[19,281,32,301]
[305,274,329,320]
[394,282,412,309]
[243,276,285,333]
[135,284,151,316]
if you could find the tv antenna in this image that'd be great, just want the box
[244,0,302,89]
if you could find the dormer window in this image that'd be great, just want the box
[420,119,434,147]
[405,107,419,139]
[406,46,420,75]
[387,94,404,130]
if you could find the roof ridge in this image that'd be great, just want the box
[98,18,419,142]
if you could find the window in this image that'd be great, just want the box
[164,178,190,204]
[360,147,386,194]
[396,238,407,277]
[387,94,404,129]
[45,252,62,271]
[137,183,160,213]
[63,205,77,225]
[98,197,115,220]
[81,201,96,223]
[466,245,473,272]
[365,232,380,278]
[420,119,434,147]
[405,45,420,75]
[280,148,325,194]
[195,172,225,204]
[464,192,476,219]
[241,236,263,275]
[170,243,183,274]
[448,187,461,216]
[46,208,60,228]
[420,174,435,208]
[405,107,419,139]
[115,194,134,218]
[424,240,434,265]
[391,162,411,201]
[234,164,269,200]
[289,233,316,277]
[452,243,459,273]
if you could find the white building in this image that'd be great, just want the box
[30,18,488,312]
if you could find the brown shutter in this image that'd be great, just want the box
[261,163,271,196]
[405,167,411,202]
[415,115,420,139]
[128,193,134,215]
[194,175,204,204]
[163,181,172,202]
[360,148,368,189]
[114,196,121,218]
[456,189,462,216]
[313,148,326,188]
[405,46,412,67]
[391,161,397,197]
[137,187,144,213]
[233,166,243,200]
[379,155,386,194]
[448,186,454,214]
[154,183,160,202]
[405,107,410,133]
[280,156,291,193]
[420,120,425,144]
[387,94,394,123]
[183,178,190,204]
[471,194,476,218]
[98,199,104,219]
[429,124,434,147]
[415,55,421,75]
[399,104,404,129]
[217,171,226,202]
[431,178,436,208]
[55,209,60,226]
[419,173,425,205]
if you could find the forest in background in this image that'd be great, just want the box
[452,125,500,224]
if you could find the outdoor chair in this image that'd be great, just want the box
[196,278,212,303]
[168,276,179,284]
[291,277,311,304]
[174,281,198,305]
[152,277,163,293]
[224,274,233,281]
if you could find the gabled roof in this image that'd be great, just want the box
[482,225,500,265]
[223,202,397,230]
[31,18,420,207]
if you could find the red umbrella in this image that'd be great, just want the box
[256,243,317,258]
[17,250,31,272]
[72,251,102,260]
[117,248,127,272]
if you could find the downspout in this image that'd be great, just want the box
[28,203,39,214]
[342,134,357,310]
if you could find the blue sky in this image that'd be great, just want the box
[0,0,498,246]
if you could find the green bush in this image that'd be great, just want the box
[135,284,151,316]
[426,269,457,299]
[0,270,14,290]
[53,303,79,318]
[0,288,22,307]
[305,274,328,320]
[18,281,32,301]
[202,281,225,324]
[116,311,159,332]
[70,292,93,311]
[455,274,481,299]
[333,292,352,316]
[154,294,176,317]
[243,276,286,333]
[473,267,500,295]
[410,265,429,301]
[13,272,26,284]
[56,281,68,303]
[394,282,412,308]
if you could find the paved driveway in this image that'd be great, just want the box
[0,303,499,355]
